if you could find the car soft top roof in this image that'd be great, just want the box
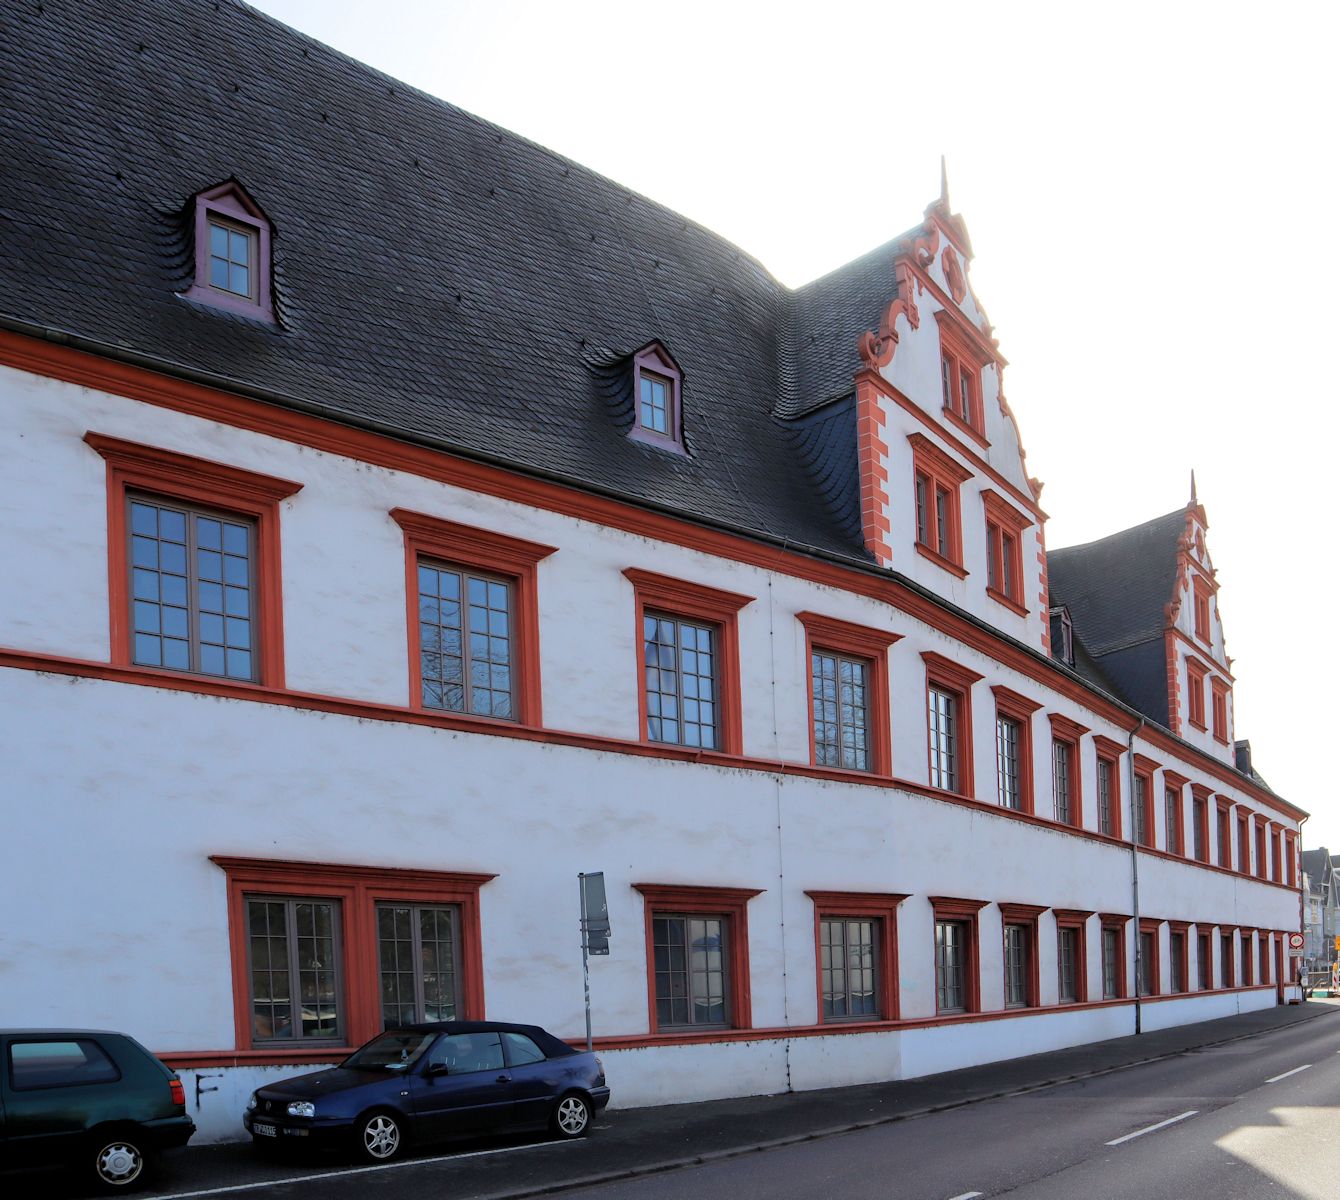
[392,1021,579,1059]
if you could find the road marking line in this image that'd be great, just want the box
[947,1193,985,1199]
[151,1139,578,1199]
[1266,1064,1312,1083]
[1105,1110,1198,1146]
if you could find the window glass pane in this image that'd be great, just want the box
[812,652,870,771]
[502,1032,546,1065]
[996,716,1020,809]
[8,1040,120,1090]
[419,563,514,720]
[429,1032,503,1074]
[1052,740,1071,823]
[653,912,728,1027]
[929,687,958,792]
[645,615,717,749]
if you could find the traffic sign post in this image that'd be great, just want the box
[578,872,611,1053]
[1288,932,1305,956]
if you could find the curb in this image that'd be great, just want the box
[467,1005,1338,1200]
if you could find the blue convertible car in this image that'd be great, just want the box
[243,1021,609,1162]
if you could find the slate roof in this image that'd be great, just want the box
[0,0,890,560]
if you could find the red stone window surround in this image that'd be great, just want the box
[1164,770,1190,858]
[1258,929,1271,984]
[1269,826,1281,882]
[1181,776,1209,863]
[1285,830,1298,887]
[1047,713,1090,829]
[1186,657,1209,731]
[930,896,988,1014]
[909,433,972,578]
[1214,794,1233,869]
[806,890,908,1022]
[629,341,686,454]
[624,568,753,756]
[999,902,1045,1009]
[1192,576,1212,643]
[212,856,495,1055]
[1099,913,1129,1000]
[1092,735,1125,840]
[1132,754,1159,848]
[992,685,1042,815]
[390,508,556,727]
[1167,920,1192,994]
[633,883,762,1034]
[798,612,901,776]
[934,310,990,448]
[1254,816,1268,880]
[182,181,275,322]
[1138,918,1162,996]
[1210,678,1230,745]
[1221,928,1237,988]
[923,652,983,798]
[84,431,302,688]
[1237,810,1251,876]
[982,490,1031,616]
[1054,909,1092,1004]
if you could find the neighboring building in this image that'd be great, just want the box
[1301,849,1337,969]
[0,0,1304,1142]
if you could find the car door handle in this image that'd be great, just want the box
[496,1074,511,1083]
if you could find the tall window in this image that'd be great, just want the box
[916,472,955,560]
[644,614,718,749]
[1133,772,1152,847]
[247,898,341,1043]
[819,918,878,1020]
[983,492,1031,613]
[909,435,970,573]
[925,654,981,797]
[929,686,959,792]
[377,904,460,1027]
[208,219,255,299]
[812,651,870,771]
[1218,803,1233,868]
[639,371,672,435]
[653,913,729,1028]
[1052,739,1075,824]
[1221,932,1234,987]
[1057,926,1081,1003]
[1259,935,1271,984]
[1138,929,1155,996]
[629,343,684,450]
[1186,659,1208,729]
[1192,794,1208,862]
[1211,679,1230,743]
[1097,757,1115,835]
[1240,935,1253,985]
[185,180,274,321]
[1164,786,1183,856]
[1169,930,1186,993]
[935,920,968,1013]
[935,312,988,438]
[1101,924,1124,999]
[1197,931,1212,990]
[997,715,1023,810]
[1238,814,1251,875]
[1254,820,1267,880]
[417,563,515,719]
[1003,922,1031,1008]
[1193,580,1211,642]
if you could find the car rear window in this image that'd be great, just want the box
[502,1032,546,1065]
[8,1039,121,1090]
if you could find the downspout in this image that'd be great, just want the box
[1128,717,1147,1034]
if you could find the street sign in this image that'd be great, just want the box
[1288,932,1305,952]
[580,872,611,954]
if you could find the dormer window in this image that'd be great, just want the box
[629,342,685,452]
[183,180,274,322]
[1050,605,1074,667]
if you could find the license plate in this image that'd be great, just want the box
[253,1123,277,1137]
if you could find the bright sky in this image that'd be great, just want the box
[251,0,1338,845]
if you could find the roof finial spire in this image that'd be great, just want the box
[940,155,950,210]
[1189,468,1198,507]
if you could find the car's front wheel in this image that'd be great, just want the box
[91,1134,150,1190]
[550,1092,592,1139]
[355,1111,404,1162]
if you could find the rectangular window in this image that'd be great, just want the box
[417,563,515,719]
[997,715,1023,810]
[1255,821,1267,880]
[929,686,959,793]
[1238,814,1251,875]
[644,614,719,750]
[983,493,1031,612]
[1218,803,1233,868]
[1164,787,1182,856]
[1221,932,1234,987]
[936,320,987,437]
[935,919,968,1013]
[1097,759,1113,835]
[1169,930,1186,993]
[377,903,461,1027]
[1052,739,1075,824]
[934,486,951,558]
[1193,580,1211,642]
[1192,794,1208,862]
[915,472,930,547]
[208,218,255,299]
[1259,935,1270,984]
[811,651,870,771]
[1003,923,1031,1008]
[1211,679,1229,743]
[1057,927,1080,1003]
[639,371,671,435]
[909,434,970,573]
[1186,660,1208,729]
[247,897,342,1044]
[1241,936,1253,986]
[925,654,980,797]
[819,918,879,1020]
[1102,925,1123,999]
[1138,929,1155,996]
[1133,773,1151,847]
[1197,931,1211,990]
[127,495,258,680]
[653,913,729,1028]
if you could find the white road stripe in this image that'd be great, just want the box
[946,1192,985,1200]
[1265,1064,1312,1083]
[1105,1110,1198,1146]
[150,1138,577,1199]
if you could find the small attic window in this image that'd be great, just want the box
[629,342,685,452]
[1050,605,1074,668]
[183,181,274,322]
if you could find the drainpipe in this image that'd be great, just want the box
[1128,717,1147,1034]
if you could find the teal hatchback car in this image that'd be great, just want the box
[0,1030,194,1190]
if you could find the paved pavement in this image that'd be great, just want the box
[10,1000,1337,1199]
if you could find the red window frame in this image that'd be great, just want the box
[212,856,494,1056]
[1285,831,1298,887]
[1254,816,1267,880]
[1258,930,1271,984]
[183,181,275,322]
[1186,781,1210,863]
[1220,929,1235,988]
[1093,736,1125,840]
[930,896,988,1014]
[999,902,1045,1009]
[1240,930,1254,986]
[1237,811,1251,876]
[798,612,900,776]
[1054,910,1091,1004]
[1196,929,1212,990]
[390,508,556,726]
[633,883,761,1034]
[934,310,990,446]
[1047,714,1089,829]
[992,686,1042,814]
[1138,918,1162,996]
[629,341,686,453]
[1133,754,1159,848]
[806,890,908,1023]
[1099,914,1130,999]
[923,652,983,797]
[1163,772,1188,857]
[1269,827,1281,882]
[84,431,302,688]
[1192,577,1211,643]
[1210,678,1230,744]
[623,568,753,756]
[909,433,972,577]
[1186,657,1209,730]
[981,490,1031,615]
[1215,795,1233,869]
[1167,921,1191,993]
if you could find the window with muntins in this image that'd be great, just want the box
[1165,786,1183,856]
[1169,929,1186,992]
[377,903,461,1027]
[247,897,342,1043]
[935,919,968,1013]
[1240,935,1253,985]
[997,716,1023,810]
[1186,659,1208,729]
[1003,922,1031,1008]
[653,912,729,1028]
[925,654,980,797]
[629,342,685,451]
[1192,795,1207,862]
[644,613,719,749]
[909,434,971,575]
[1097,758,1114,835]
[1197,931,1212,990]
[982,491,1031,614]
[1057,927,1081,1003]
[811,651,871,771]
[935,311,990,442]
[1052,739,1075,824]
[1221,932,1234,986]
[819,918,879,1020]
[929,686,960,792]
[1138,929,1156,996]
[417,563,515,719]
[1101,924,1124,999]
[184,180,274,321]
[1211,678,1230,744]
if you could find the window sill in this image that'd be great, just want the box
[915,541,970,579]
[986,586,1029,617]
[1188,718,1208,732]
[941,405,990,450]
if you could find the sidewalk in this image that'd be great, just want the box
[145,1000,1337,1199]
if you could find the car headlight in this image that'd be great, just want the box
[246,1092,257,1112]
[287,1100,316,1118]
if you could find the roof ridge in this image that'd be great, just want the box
[1048,507,1186,558]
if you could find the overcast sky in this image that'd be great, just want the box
[250,0,1339,847]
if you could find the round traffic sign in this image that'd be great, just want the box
[1288,932,1305,950]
